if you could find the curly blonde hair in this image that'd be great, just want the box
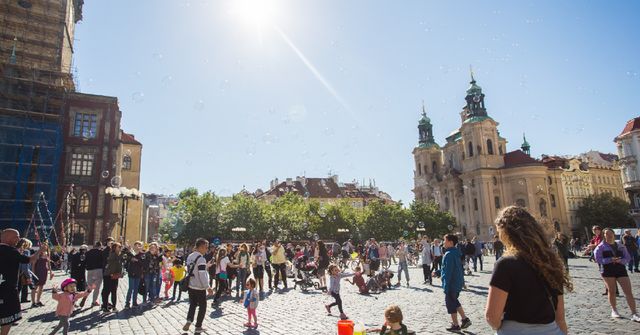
[495,206,573,292]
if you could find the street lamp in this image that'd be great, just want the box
[105,186,141,240]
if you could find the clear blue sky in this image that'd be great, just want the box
[74,0,639,204]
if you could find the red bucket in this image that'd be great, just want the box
[337,320,354,335]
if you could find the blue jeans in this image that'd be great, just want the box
[497,321,565,335]
[156,273,162,297]
[145,273,159,302]
[126,276,141,305]
[628,250,639,271]
[397,261,409,283]
[236,268,247,293]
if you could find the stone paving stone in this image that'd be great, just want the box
[10,256,640,334]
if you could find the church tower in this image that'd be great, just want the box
[412,102,443,202]
[459,69,506,171]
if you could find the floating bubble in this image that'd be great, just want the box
[182,212,192,223]
[245,145,256,156]
[403,230,409,237]
[313,233,320,241]
[262,132,276,145]
[131,92,145,103]
[110,176,122,188]
[408,221,414,228]
[125,149,132,156]
[101,170,109,179]
[172,232,179,239]
[518,180,525,186]
[447,224,454,231]
[318,210,327,218]
[185,160,193,166]
[161,75,174,86]
[323,127,335,136]
[193,100,205,111]
[219,79,230,91]
[152,52,164,61]
[418,221,425,229]
[288,105,307,122]
[306,231,312,238]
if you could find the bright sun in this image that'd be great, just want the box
[229,0,278,27]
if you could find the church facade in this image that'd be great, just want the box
[412,75,569,240]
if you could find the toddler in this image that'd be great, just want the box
[377,305,414,335]
[171,259,186,301]
[346,266,368,294]
[243,278,259,328]
[50,278,92,335]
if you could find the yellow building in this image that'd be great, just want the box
[413,74,569,239]
[110,131,143,243]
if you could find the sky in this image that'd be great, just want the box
[73,0,640,204]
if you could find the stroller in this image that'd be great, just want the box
[293,255,322,292]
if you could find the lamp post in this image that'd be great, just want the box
[105,186,141,240]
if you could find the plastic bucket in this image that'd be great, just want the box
[337,320,354,335]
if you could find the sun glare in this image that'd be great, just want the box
[229,0,277,27]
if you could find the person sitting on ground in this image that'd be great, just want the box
[370,305,415,335]
[346,266,368,294]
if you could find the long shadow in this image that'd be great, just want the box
[71,310,118,331]
[467,285,488,291]
[242,328,261,335]
[408,286,433,293]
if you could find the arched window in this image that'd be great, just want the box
[468,141,474,157]
[432,161,438,174]
[487,139,494,155]
[547,176,552,185]
[123,155,132,170]
[550,194,556,207]
[418,163,422,176]
[78,193,90,214]
[473,198,479,211]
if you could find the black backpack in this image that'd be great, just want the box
[179,255,202,292]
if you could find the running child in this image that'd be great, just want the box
[50,279,93,335]
[243,278,259,328]
[324,264,348,320]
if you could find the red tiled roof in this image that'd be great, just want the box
[618,117,640,137]
[541,155,567,169]
[121,131,141,145]
[504,150,542,168]
[598,152,618,163]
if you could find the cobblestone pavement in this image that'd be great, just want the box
[11,256,640,334]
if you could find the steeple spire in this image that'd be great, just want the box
[421,99,426,117]
[9,36,17,64]
[470,64,475,83]
[521,133,531,156]
[417,101,436,148]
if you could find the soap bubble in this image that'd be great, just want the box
[447,224,454,231]
[262,132,276,145]
[407,221,415,228]
[172,232,179,239]
[131,92,145,103]
[403,230,409,237]
[110,176,122,188]
[161,75,174,86]
[101,170,109,179]
[193,100,205,111]
[152,52,164,61]
[306,231,312,238]
[181,212,192,223]
[313,233,320,241]
[418,221,425,229]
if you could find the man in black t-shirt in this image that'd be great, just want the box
[0,229,41,335]
[70,245,89,307]
[493,235,504,260]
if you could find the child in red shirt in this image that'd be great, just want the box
[346,266,368,294]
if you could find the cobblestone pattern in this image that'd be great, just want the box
[11,257,640,334]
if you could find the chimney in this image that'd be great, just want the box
[331,174,339,184]
[286,178,293,186]
[296,176,306,186]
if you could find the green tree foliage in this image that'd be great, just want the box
[576,193,633,231]
[164,188,459,243]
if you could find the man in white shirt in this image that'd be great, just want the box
[183,238,213,333]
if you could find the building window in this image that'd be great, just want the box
[70,153,94,176]
[78,193,90,213]
[432,161,438,174]
[123,155,132,170]
[474,198,478,211]
[550,194,556,207]
[73,113,97,138]
[487,139,494,155]
[548,176,552,185]
[539,199,548,217]
[494,196,501,209]
[498,145,503,155]
[493,176,498,185]
[417,163,421,176]
[468,141,474,157]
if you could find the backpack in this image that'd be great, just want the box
[179,255,202,292]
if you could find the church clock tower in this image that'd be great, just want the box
[413,103,443,202]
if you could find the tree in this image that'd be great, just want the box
[221,194,265,240]
[409,200,457,239]
[576,193,633,231]
[161,190,223,246]
[361,200,409,241]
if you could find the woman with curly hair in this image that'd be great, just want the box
[485,206,572,334]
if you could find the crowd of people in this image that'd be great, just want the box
[1,206,640,334]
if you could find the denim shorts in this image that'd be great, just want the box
[445,290,461,314]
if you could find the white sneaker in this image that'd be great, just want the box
[611,310,621,318]
[632,314,640,322]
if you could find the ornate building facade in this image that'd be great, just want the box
[615,117,640,226]
[413,75,584,239]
